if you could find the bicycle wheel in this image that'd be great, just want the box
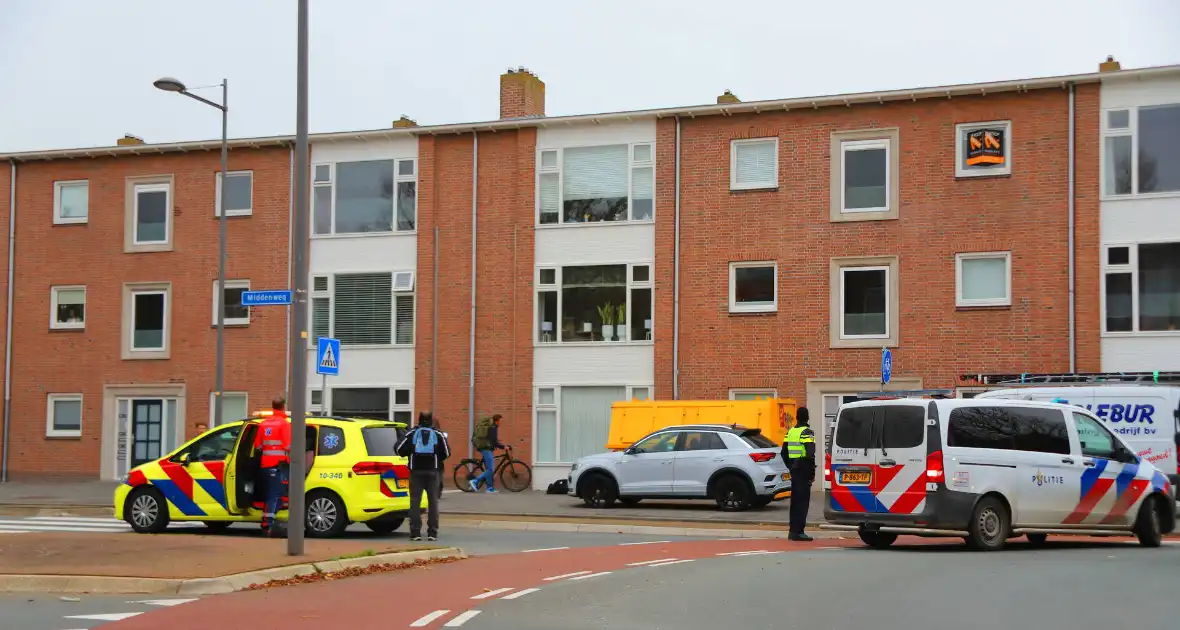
[499,459,533,492]
[453,459,482,492]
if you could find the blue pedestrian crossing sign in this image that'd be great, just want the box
[316,337,341,376]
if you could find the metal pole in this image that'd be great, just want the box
[214,79,228,430]
[321,374,326,415]
[287,0,310,556]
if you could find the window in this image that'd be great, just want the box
[831,256,898,348]
[535,385,627,463]
[834,406,875,449]
[537,143,654,224]
[133,183,170,245]
[123,283,171,358]
[1073,413,1118,459]
[50,286,86,330]
[317,426,347,456]
[1102,242,1180,332]
[880,406,926,449]
[730,389,777,401]
[362,425,402,457]
[829,129,899,222]
[46,393,82,437]
[729,262,776,313]
[630,386,651,401]
[682,431,726,451]
[332,387,391,420]
[740,432,778,449]
[535,387,558,462]
[823,394,860,452]
[633,431,679,453]
[311,273,414,346]
[946,406,1070,455]
[1103,104,1180,197]
[215,171,253,217]
[180,425,242,462]
[212,280,250,326]
[730,138,778,191]
[956,252,1012,307]
[53,181,88,224]
[955,121,1012,178]
[210,392,248,426]
[536,264,652,343]
[312,159,417,235]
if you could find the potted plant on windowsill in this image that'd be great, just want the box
[596,302,615,341]
[615,303,627,341]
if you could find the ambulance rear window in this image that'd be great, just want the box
[362,426,400,456]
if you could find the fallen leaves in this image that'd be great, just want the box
[243,556,463,590]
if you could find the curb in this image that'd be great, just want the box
[444,518,837,539]
[0,547,466,595]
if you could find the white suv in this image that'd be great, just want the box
[567,425,791,511]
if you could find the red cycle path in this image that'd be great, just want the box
[105,535,1143,630]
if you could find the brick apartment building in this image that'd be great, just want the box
[2,59,1178,485]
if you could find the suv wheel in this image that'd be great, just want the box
[858,530,898,549]
[580,473,618,508]
[714,475,753,512]
[966,496,1010,551]
[1134,496,1163,548]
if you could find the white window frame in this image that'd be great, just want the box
[532,385,651,463]
[50,285,86,330]
[320,385,412,422]
[53,180,89,225]
[130,288,169,352]
[1101,104,1180,200]
[535,142,655,226]
[46,393,83,438]
[729,261,777,314]
[729,388,777,400]
[840,139,891,214]
[534,262,654,345]
[132,182,172,245]
[955,251,1012,307]
[838,265,890,340]
[954,120,1013,178]
[215,170,254,217]
[1100,240,1180,335]
[212,279,251,326]
[312,159,418,236]
[210,391,248,426]
[729,137,779,191]
[307,272,415,348]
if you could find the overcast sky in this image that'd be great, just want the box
[2,0,1178,153]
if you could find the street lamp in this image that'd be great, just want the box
[154,76,230,432]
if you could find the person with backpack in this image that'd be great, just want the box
[471,414,507,493]
[395,411,450,541]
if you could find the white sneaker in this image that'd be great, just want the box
[469,480,478,492]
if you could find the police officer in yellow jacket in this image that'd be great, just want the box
[782,407,816,541]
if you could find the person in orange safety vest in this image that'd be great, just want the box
[254,396,292,536]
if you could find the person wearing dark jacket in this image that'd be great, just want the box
[395,411,451,541]
[781,407,816,542]
[472,414,508,493]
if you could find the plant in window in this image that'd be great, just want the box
[615,303,627,341]
[597,302,615,341]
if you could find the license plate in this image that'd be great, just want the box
[840,470,871,485]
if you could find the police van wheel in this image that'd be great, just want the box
[126,487,169,534]
[858,530,898,549]
[966,496,1010,551]
[1133,496,1163,548]
[305,490,348,538]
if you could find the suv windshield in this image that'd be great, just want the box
[740,432,777,448]
[362,425,404,456]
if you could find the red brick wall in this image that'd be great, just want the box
[656,86,1102,403]
[7,147,291,479]
[0,163,10,476]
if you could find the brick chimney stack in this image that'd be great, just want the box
[717,89,741,104]
[393,115,418,128]
[500,67,545,120]
[1099,55,1121,72]
[117,134,145,146]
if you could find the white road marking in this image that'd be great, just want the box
[471,587,515,600]
[627,558,678,566]
[618,540,672,546]
[25,516,125,524]
[722,550,783,557]
[64,612,143,621]
[126,598,199,606]
[645,559,695,567]
[0,517,202,534]
[815,546,843,550]
[410,610,451,626]
[543,571,591,581]
[716,549,769,556]
[521,546,569,553]
[500,588,540,600]
[0,529,29,534]
[444,610,482,627]
[567,571,612,581]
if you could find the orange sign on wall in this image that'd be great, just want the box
[966,128,1006,166]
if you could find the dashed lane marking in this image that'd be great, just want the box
[410,609,451,627]
[443,610,482,627]
[543,571,591,581]
[64,612,143,621]
[626,558,678,566]
[470,588,515,600]
[618,540,672,546]
[125,598,199,606]
[716,549,769,556]
[500,588,540,600]
[566,571,612,581]
[645,559,695,567]
[521,546,570,553]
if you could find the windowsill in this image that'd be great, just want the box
[211,322,251,328]
[1101,330,1180,338]
[53,218,88,226]
[49,325,86,332]
[535,220,655,230]
[729,185,779,193]
[45,433,82,440]
[1101,190,1180,202]
[535,340,654,348]
[955,302,1012,310]
[311,230,418,239]
[728,309,777,316]
[954,172,1012,180]
[213,211,253,218]
[831,209,898,223]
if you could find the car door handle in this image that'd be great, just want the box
[1061,458,1074,464]
[1084,460,1096,467]
[879,459,896,467]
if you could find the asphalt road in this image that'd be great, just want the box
[461,540,1180,630]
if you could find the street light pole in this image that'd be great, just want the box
[287,0,311,556]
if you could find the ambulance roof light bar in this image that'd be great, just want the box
[855,389,954,400]
[959,371,1180,385]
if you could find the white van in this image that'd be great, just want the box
[821,397,1176,551]
[974,386,1180,489]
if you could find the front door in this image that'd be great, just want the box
[617,431,680,495]
[131,399,165,468]
[871,404,929,516]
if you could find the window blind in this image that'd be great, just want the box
[333,273,392,345]
[562,145,628,201]
[734,141,776,186]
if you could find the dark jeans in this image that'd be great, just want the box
[262,464,289,528]
[789,471,812,536]
[409,469,441,537]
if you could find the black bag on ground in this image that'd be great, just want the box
[547,479,568,495]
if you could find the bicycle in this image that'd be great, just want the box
[453,446,532,492]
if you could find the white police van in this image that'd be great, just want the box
[822,392,1176,551]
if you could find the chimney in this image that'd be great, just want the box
[717,89,741,104]
[500,66,545,120]
[117,134,145,146]
[1099,55,1121,72]
[393,115,418,128]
